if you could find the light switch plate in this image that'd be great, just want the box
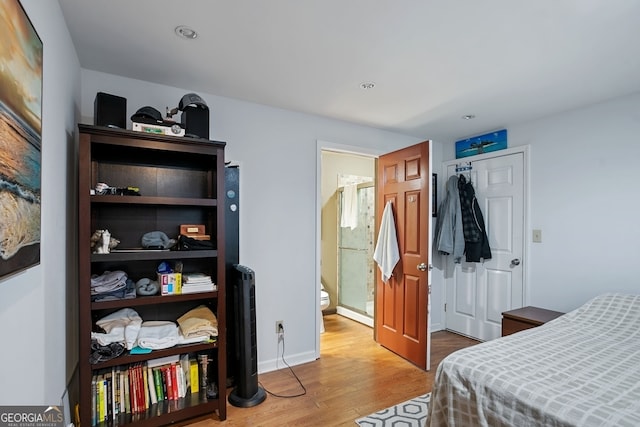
[532,229,542,243]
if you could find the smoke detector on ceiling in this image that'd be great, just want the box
[175,25,198,40]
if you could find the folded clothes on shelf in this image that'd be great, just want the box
[92,307,142,350]
[136,320,179,350]
[89,340,125,364]
[177,305,218,339]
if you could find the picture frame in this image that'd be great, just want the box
[0,0,43,280]
[455,129,507,159]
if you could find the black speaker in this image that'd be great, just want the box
[228,265,266,408]
[94,92,126,129]
[225,165,240,387]
[181,105,209,139]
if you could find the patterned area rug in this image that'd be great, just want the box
[355,393,430,426]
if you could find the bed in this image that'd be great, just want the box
[426,293,640,426]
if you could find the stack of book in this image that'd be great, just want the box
[182,273,216,294]
[90,354,202,425]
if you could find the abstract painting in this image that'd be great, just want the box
[0,0,42,280]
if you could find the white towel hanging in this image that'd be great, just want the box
[340,183,359,229]
[373,201,400,282]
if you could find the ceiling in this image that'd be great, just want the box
[57,0,640,142]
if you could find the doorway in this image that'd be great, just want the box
[316,140,434,371]
[320,149,376,328]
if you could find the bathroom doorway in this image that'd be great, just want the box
[320,149,376,328]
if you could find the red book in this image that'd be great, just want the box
[164,365,174,400]
[137,364,145,411]
[128,365,136,414]
[171,364,179,400]
[134,364,141,413]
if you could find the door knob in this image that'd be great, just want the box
[511,258,521,266]
[417,263,428,271]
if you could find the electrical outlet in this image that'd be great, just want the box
[275,320,284,334]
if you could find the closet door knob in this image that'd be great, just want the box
[417,263,428,271]
[511,258,521,266]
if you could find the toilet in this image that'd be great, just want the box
[320,284,330,333]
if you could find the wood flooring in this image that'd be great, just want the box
[185,314,478,427]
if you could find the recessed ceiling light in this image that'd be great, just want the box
[360,82,376,90]
[461,114,476,120]
[175,25,198,40]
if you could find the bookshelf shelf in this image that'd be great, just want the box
[90,342,219,370]
[95,394,219,427]
[91,250,217,263]
[77,124,227,427]
[91,292,219,310]
[91,195,218,207]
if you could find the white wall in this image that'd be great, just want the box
[0,1,80,405]
[436,92,640,314]
[79,70,419,372]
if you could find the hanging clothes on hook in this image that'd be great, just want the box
[457,175,491,262]
[433,175,465,263]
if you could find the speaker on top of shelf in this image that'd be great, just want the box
[181,105,209,139]
[94,92,126,129]
[225,165,240,387]
[228,264,266,408]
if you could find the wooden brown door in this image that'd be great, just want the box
[375,141,431,369]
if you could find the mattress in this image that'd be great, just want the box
[426,293,640,426]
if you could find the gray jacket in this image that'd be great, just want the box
[434,175,465,263]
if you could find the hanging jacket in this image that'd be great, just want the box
[457,175,491,262]
[433,175,464,263]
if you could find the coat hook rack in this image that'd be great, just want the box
[455,161,472,174]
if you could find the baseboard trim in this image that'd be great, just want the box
[258,350,317,374]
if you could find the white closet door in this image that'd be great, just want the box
[444,151,525,341]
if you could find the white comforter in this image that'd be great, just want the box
[427,293,640,426]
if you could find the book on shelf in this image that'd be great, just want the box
[181,283,216,294]
[90,352,211,425]
[182,273,214,287]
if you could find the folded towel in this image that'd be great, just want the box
[136,321,179,350]
[340,183,359,229]
[177,305,218,338]
[373,201,400,282]
[177,333,211,345]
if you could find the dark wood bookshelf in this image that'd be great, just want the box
[77,124,227,426]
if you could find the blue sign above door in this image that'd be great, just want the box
[455,129,507,158]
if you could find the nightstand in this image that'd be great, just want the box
[502,306,564,336]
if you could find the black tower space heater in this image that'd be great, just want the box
[228,264,266,407]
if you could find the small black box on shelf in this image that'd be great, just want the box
[94,92,127,129]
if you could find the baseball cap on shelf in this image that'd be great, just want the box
[178,93,207,111]
[131,106,163,123]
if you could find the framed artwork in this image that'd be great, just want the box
[456,129,507,159]
[0,0,42,280]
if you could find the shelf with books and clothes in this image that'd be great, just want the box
[77,124,227,427]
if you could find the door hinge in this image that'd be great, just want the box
[444,303,447,312]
